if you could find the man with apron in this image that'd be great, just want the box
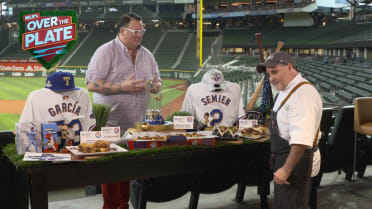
[256,52,322,209]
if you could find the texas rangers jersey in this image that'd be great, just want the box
[181,81,245,127]
[19,88,96,145]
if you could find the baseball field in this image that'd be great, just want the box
[0,77,187,131]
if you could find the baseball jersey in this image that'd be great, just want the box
[19,88,96,145]
[181,81,245,127]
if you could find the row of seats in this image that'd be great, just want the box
[296,59,372,104]
[223,22,372,48]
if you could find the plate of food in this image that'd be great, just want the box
[66,140,128,156]
[238,127,265,139]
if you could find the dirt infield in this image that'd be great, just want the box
[0,100,26,114]
[161,80,187,118]
[0,80,188,116]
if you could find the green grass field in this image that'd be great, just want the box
[0,77,184,131]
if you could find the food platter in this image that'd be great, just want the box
[123,131,215,141]
[238,127,266,139]
[237,133,264,139]
[66,144,128,156]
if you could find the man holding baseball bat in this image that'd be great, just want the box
[256,51,322,209]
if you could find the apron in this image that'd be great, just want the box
[270,81,318,209]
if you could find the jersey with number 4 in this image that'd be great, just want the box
[181,81,245,127]
[19,88,96,144]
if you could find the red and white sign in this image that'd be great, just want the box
[0,60,46,72]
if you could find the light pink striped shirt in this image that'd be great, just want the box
[86,36,160,133]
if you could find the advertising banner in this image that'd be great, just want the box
[19,11,78,69]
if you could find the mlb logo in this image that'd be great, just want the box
[62,95,69,100]
[187,117,193,122]
[95,131,102,138]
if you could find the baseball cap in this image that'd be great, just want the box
[202,69,225,92]
[256,51,296,73]
[45,72,80,91]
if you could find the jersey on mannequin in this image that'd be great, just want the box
[181,69,245,127]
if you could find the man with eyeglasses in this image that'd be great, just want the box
[256,52,322,209]
[86,13,161,209]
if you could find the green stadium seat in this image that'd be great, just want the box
[346,74,366,83]
[354,83,372,92]
[346,86,370,97]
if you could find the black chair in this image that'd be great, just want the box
[309,108,335,209]
[318,106,355,181]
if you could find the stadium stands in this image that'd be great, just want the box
[131,5,156,20]
[0,6,371,108]
[222,22,372,48]
[154,31,190,69]
[104,6,130,20]
[0,29,9,51]
[141,27,163,52]
[79,8,105,21]
[65,30,115,66]
[159,4,185,19]
[0,43,32,60]
[175,35,197,70]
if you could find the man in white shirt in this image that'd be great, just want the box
[256,52,322,209]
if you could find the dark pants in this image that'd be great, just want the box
[272,150,313,209]
[101,181,130,209]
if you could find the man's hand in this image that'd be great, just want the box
[150,75,162,94]
[273,144,308,185]
[274,167,290,185]
[120,73,145,93]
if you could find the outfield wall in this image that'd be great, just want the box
[0,65,195,81]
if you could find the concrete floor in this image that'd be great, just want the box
[47,166,372,209]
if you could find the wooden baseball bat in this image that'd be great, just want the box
[246,38,284,111]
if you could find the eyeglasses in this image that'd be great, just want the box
[123,27,146,36]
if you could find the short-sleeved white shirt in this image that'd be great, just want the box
[273,73,322,177]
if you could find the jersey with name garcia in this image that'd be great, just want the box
[181,81,245,127]
[19,88,96,144]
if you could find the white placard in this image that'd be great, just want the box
[80,131,103,143]
[173,116,194,129]
[239,119,258,130]
[101,127,121,142]
[23,152,71,161]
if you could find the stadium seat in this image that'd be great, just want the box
[354,83,372,92]
[318,106,355,181]
[346,74,367,83]
[347,86,370,97]
[310,108,335,209]
[353,97,372,178]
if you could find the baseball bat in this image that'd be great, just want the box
[246,38,284,111]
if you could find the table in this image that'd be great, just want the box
[3,141,271,209]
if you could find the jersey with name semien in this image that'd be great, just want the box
[181,81,245,127]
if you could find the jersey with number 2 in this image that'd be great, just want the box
[181,81,245,127]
